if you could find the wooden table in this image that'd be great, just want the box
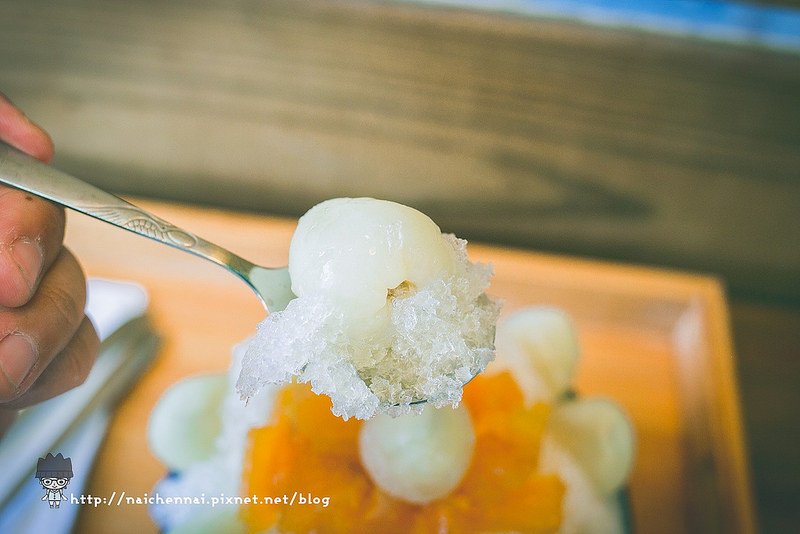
[63,199,756,534]
[3,0,799,304]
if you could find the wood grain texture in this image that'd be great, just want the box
[0,0,798,303]
[729,301,800,534]
[62,199,755,534]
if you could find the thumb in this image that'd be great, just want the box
[0,93,54,163]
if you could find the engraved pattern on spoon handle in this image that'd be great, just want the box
[85,205,199,249]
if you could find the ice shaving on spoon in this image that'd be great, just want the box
[236,197,501,420]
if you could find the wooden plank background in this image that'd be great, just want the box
[0,1,799,532]
[1,0,798,301]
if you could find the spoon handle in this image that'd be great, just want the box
[0,140,255,278]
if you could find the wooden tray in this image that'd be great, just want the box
[63,199,757,534]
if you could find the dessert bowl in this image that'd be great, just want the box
[148,307,635,534]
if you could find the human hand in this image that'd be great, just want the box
[0,94,100,436]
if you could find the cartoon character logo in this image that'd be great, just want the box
[35,453,74,509]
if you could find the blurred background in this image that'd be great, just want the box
[1,0,798,531]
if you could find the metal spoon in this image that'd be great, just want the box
[0,141,480,406]
[0,140,294,314]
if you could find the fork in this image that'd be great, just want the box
[0,140,294,314]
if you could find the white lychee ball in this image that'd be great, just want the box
[147,373,228,473]
[546,398,635,495]
[289,197,457,335]
[493,307,580,404]
[358,404,475,504]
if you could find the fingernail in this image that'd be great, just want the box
[0,334,38,389]
[10,239,43,292]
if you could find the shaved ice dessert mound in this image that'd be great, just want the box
[236,197,501,420]
[148,307,635,534]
